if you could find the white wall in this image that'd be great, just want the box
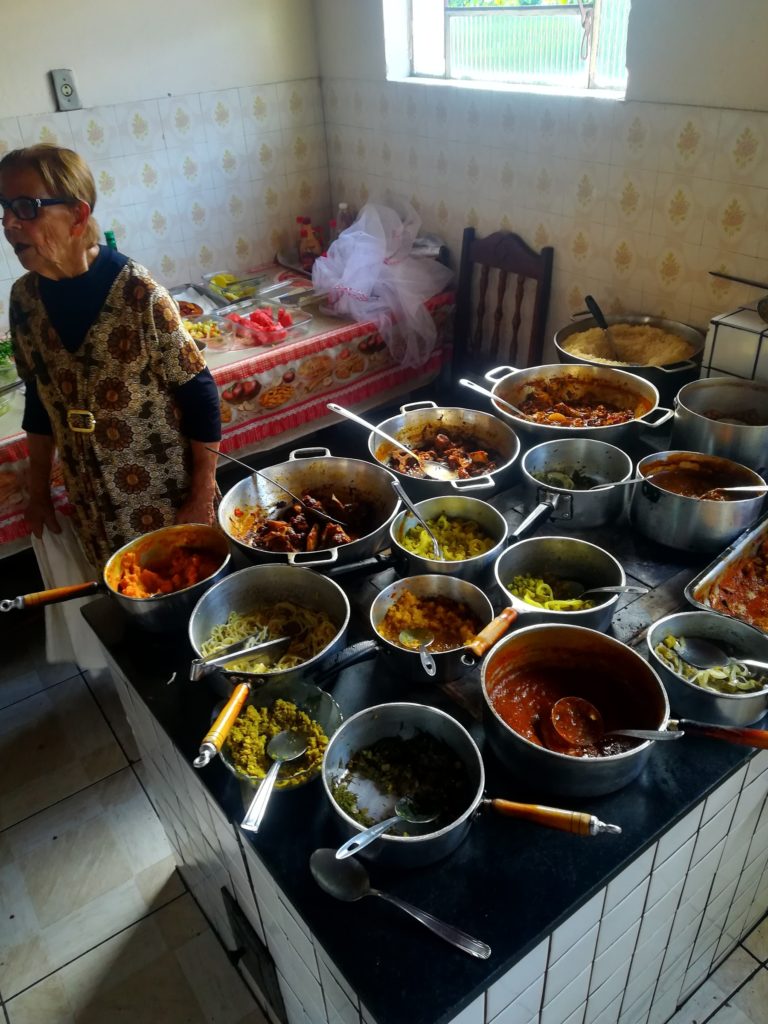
[0,0,318,118]
[315,0,768,113]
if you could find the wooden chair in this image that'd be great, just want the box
[453,227,554,375]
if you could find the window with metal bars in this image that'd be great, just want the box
[411,0,630,93]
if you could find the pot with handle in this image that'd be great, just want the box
[0,523,231,633]
[482,363,672,445]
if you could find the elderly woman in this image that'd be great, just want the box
[1,144,221,573]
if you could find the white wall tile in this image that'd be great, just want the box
[647,838,695,910]
[596,883,648,959]
[655,807,703,867]
[487,939,548,1021]
[541,965,590,1024]
[543,924,599,1007]
[446,994,485,1024]
[549,893,603,965]
[604,848,655,913]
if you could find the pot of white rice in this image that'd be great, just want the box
[555,314,705,406]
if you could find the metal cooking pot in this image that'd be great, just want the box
[647,611,768,727]
[494,536,626,632]
[188,564,375,699]
[218,447,399,567]
[520,439,634,532]
[670,378,768,476]
[389,495,508,582]
[0,523,231,632]
[369,575,495,683]
[483,363,672,445]
[368,401,521,501]
[322,702,485,867]
[481,624,669,798]
[629,451,766,553]
[554,314,704,406]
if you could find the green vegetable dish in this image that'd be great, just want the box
[507,574,595,612]
[655,635,768,694]
[400,512,495,561]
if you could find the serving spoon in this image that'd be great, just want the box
[584,294,622,361]
[546,697,768,749]
[398,628,437,677]
[458,377,529,419]
[241,730,308,833]
[699,485,768,500]
[326,402,456,482]
[309,848,492,959]
[670,636,768,675]
[392,478,443,559]
[335,796,439,859]
[208,446,348,525]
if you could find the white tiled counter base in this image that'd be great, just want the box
[110,658,768,1024]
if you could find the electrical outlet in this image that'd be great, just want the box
[50,69,82,112]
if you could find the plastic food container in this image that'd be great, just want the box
[181,314,236,352]
[220,301,312,348]
[202,271,269,304]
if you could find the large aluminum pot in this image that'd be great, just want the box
[1,523,231,633]
[494,536,626,631]
[647,611,768,727]
[218,447,399,567]
[481,624,669,798]
[554,314,704,406]
[188,564,351,696]
[322,702,485,867]
[367,401,520,501]
[369,575,494,683]
[520,439,633,531]
[629,451,766,554]
[670,378,768,477]
[389,495,508,582]
[483,363,672,445]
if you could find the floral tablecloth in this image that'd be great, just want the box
[0,273,454,550]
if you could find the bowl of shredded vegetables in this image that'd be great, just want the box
[494,536,625,631]
[647,611,768,726]
[390,495,507,580]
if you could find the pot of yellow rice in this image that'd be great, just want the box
[555,314,704,406]
[389,495,508,582]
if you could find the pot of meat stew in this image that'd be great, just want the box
[218,447,400,566]
[367,401,521,501]
[482,364,672,445]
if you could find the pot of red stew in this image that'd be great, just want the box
[629,451,766,554]
[218,447,400,567]
[481,624,669,797]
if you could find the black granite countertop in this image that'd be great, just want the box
[82,413,759,1024]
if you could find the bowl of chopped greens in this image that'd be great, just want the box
[322,702,484,867]
[647,611,768,726]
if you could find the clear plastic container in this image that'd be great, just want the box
[219,301,312,349]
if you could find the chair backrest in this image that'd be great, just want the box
[454,227,554,372]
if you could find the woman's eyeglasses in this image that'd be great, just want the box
[0,196,75,221]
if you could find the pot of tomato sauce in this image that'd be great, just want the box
[629,451,766,554]
[480,624,669,798]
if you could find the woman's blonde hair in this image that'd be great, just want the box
[0,144,100,247]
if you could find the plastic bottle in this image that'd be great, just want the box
[104,229,117,250]
[336,202,354,235]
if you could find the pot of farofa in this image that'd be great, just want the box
[554,315,704,406]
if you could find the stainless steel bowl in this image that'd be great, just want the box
[671,378,768,477]
[494,536,626,631]
[647,611,768,727]
[370,574,494,682]
[481,624,669,798]
[322,702,485,867]
[554,314,704,406]
[368,401,521,500]
[520,439,634,530]
[390,495,508,581]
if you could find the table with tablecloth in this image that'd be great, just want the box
[0,278,454,552]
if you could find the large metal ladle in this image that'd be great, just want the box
[335,796,439,860]
[240,730,308,833]
[309,848,492,959]
[458,378,529,419]
[671,636,768,676]
[392,478,443,560]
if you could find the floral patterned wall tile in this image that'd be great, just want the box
[157,94,203,147]
[175,193,219,241]
[211,187,255,233]
[560,160,609,224]
[112,100,163,156]
[565,98,616,165]
[251,177,289,223]
[276,79,323,130]
[209,141,250,187]
[0,117,22,159]
[702,182,765,257]
[122,151,174,204]
[239,84,282,136]
[97,203,142,253]
[244,131,286,181]
[656,107,720,178]
[184,235,226,278]
[17,112,74,150]
[610,103,663,172]
[650,173,712,246]
[602,227,650,288]
[604,166,657,231]
[165,145,213,197]
[67,107,122,161]
[200,89,244,146]
[133,199,183,250]
[89,157,128,209]
[151,243,191,290]
[712,111,768,188]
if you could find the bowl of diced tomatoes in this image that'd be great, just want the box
[226,305,294,346]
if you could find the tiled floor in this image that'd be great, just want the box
[0,605,266,1024]
[0,598,765,1024]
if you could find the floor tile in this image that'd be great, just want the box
[0,676,127,830]
[0,767,183,997]
[666,946,761,1024]
[4,894,265,1024]
[0,615,79,711]
[708,967,768,1024]
[742,913,768,962]
[83,667,140,763]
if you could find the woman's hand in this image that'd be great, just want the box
[176,438,220,526]
[24,432,61,536]
[175,492,216,527]
[25,494,62,537]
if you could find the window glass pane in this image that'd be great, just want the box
[413,0,446,77]
[593,0,630,89]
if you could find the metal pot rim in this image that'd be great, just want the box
[646,611,768,703]
[554,314,705,369]
[321,701,486,844]
[675,378,768,431]
[389,497,508,569]
[520,438,634,491]
[481,623,669,758]
[636,450,765,500]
